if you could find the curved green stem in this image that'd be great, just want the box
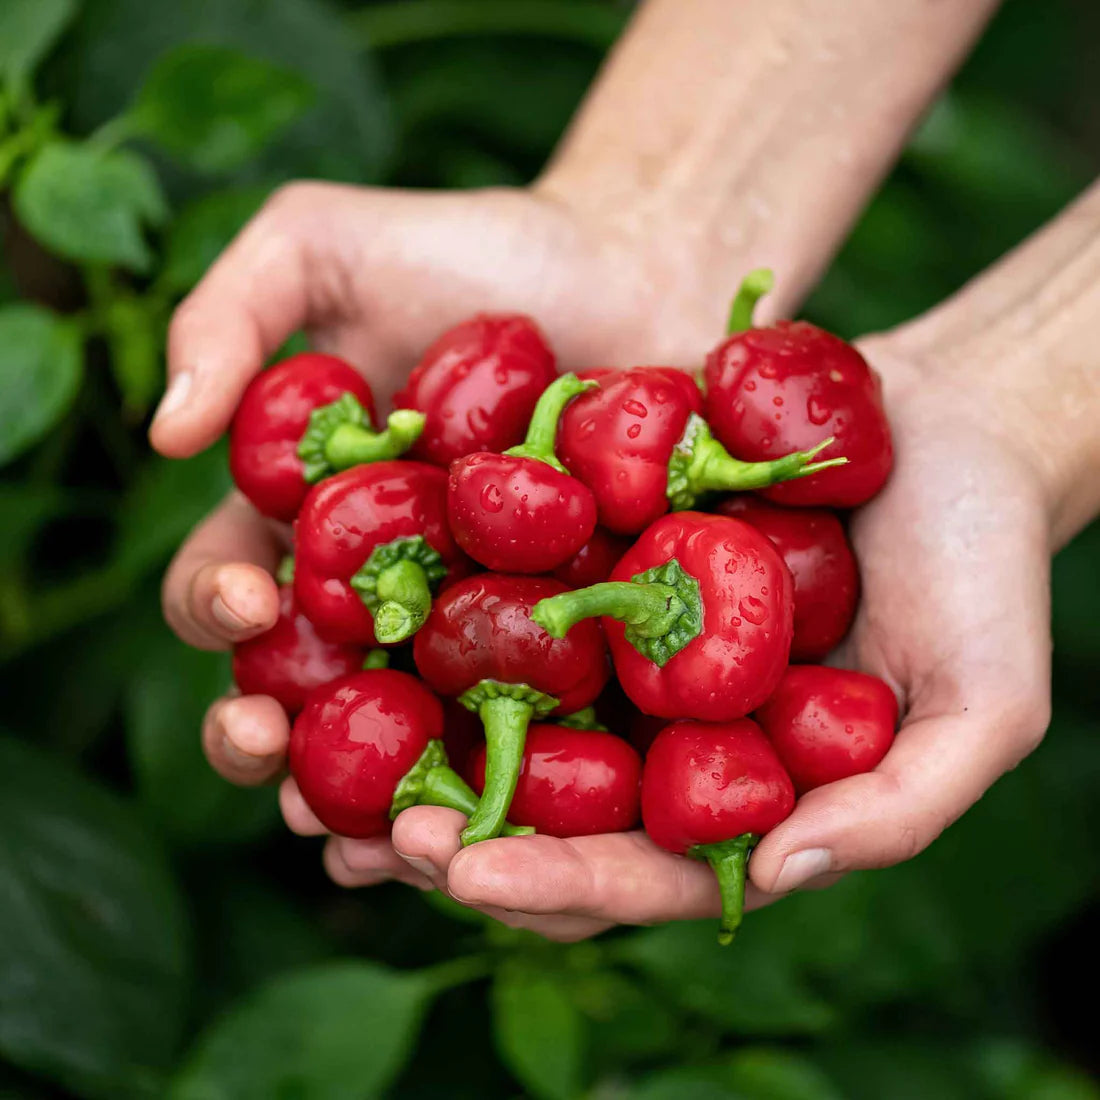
[691,833,758,945]
[667,414,847,511]
[390,739,533,835]
[372,559,433,644]
[533,581,681,638]
[298,396,425,482]
[325,408,426,469]
[505,372,596,471]
[458,681,558,846]
[533,558,703,667]
[726,268,774,333]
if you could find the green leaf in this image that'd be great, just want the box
[0,735,188,1099]
[170,961,439,1100]
[569,970,682,1068]
[0,304,82,466]
[13,142,166,271]
[131,44,315,173]
[160,186,270,293]
[0,0,76,90]
[125,622,278,846]
[104,295,164,417]
[630,1048,843,1100]
[65,0,392,184]
[491,961,585,1100]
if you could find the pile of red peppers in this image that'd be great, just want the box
[227,270,899,945]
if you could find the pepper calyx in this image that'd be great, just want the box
[666,413,847,511]
[350,535,446,644]
[458,679,559,718]
[555,705,608,732]
[624,559,703,666]
[298,395,425,483]
[503,373,597,473]
[390,739,450,817]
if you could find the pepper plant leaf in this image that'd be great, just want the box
[0,304,82,467]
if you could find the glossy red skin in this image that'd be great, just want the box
[394,314,557,466]
[642,719,795,853]
[289,669,444,838]
[754,665,897,794]
[704,323,892,507]
[413,574,609,714]
[230,354,376,521]
[447,452,597,573]
[607,512,793,721]
[552,528,631,588]
[294,461,468,645]
[470,725,641,836]
[557,368,703,534]
[716,496,859,661]
[232,586,363,715]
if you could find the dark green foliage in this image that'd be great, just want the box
[0,1,1097,1096]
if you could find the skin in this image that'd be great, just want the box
[151,0,1100,938]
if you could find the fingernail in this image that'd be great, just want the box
[211,593,254,633]
[153,371,193,423]
[772,848,832,893]
[400,856,437,879]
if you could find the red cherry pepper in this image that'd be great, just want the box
[470,725,641,836]
[231,585,364,715]
[556,367,843,535]
[716,496,859,661]
[754,665,897,794]
[448,373,598,572]
[413,573,609,844]
[289,669,531,838]
[704,270,893,507]
[395,314,558,467]
[532,512,793,721]
[642,718,795,943]
[441,698,484,783]
[230,353,426,521]
[552,528,632,588]
[294,461,468,647]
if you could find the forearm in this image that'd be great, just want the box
[886,180,1100,548]
[538,0,999,322]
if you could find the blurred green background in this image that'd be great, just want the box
[1,1,1098,1097]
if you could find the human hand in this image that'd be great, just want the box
[154,181,717,788]
[327,335,1053,938]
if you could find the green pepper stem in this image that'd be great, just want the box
[504,372,596,471]
[667,414,847,511]
[362,649,390,670]
[532,581,682,639]
[372,559,433,644]
[390,739,533,835]
[555,705,608,732]
[461,695,534,846]
[421,767,533,837]
[324,408,425,470]
[726,268,774,334]
[691,833,759,945]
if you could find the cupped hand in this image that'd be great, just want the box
[329,336,1053,938]
[153,181,718,786]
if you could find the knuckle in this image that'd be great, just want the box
[259,181,321,226]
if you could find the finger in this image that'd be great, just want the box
[279,777,328,836]
[446,829,772,926]
[392,808,611,940]
[162,493,282,650]
[750,702,1050,895]
[324,836,434,891]
[201,695,289,786]
[151,182,361,457]
[390,806,466,892]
